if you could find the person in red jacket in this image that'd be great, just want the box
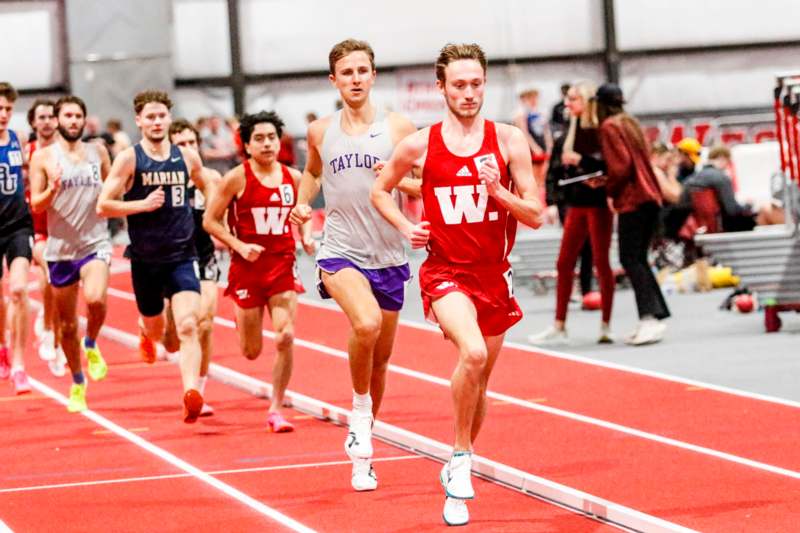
[595,83,670,345]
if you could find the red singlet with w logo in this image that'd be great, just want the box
[421,119,517,266]
[227,159,296,257]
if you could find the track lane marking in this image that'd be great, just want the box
[0,455,422,495]
[104,286,800,481]
[27,378,316,533]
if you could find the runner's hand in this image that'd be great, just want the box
[478,159,502,196]
[404,221,430,249]
[290,203,312,225]
[372,161,385,176]
[141,186,165,212]
[237,242,264,262]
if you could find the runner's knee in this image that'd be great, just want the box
[352,316,381,344]
[8,283,27,303]
[462,346,488,372]
[177,314,198,339]
[274,328,294,351]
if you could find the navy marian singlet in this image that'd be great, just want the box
[0,130,32,234]
[125,143,195,263]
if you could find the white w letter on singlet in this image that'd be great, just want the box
[251,206,291,234]
[433,185,488,224]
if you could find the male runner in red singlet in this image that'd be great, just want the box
[25,98,65,373]
[371,43,542,526]
[204,111,315,432]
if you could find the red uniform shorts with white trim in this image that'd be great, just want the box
[419,257,522,337]
[225,253,304,309]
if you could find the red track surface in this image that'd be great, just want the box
[3,264,800,532]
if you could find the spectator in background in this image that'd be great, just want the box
[529,80,615,346]
[278,129,296,167]
[105,118,131,159]
[596,83,670,346]
[675,137,701,183]
[549,83,571,140]
[201,115,239,173]
[651,142,682,204]
[682,145,756,232]
[82,115,115,150]
[513,88,552,188]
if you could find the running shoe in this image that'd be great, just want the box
[598,324,614,344]
[442,497,469,526]
[139,332,157,364]
[11,370,31,395]
[267,412,295,433]
[200,402,214,417]
[624,319,666,346]
[344,411,373,459]
[83,338,108,381]
[38,330,56,361]
[0,346,10,380]
[67,383,87,413]
[527,326,568,346]
[351,457,378,491]
[48,347,67,377]
[440,452,474,500]
[183,389,204,424]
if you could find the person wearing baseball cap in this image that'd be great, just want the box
[676,137,702,182]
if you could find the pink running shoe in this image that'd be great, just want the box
[0,346,9,380]
[12,370,31,395]
[267,412,295,433]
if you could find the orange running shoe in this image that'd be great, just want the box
[183,389,203,424]
[267,411,295,433]
[139,332,157,364]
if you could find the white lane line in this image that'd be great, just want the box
[27,378,316,533]
[0,519,13,533]
[84,300,694,533]
[105,287,800,481]
[0,455,422,495]
[297,296,800,410]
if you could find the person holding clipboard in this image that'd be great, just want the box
[529,81,616,346]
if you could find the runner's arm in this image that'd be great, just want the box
[202,167,249,255]
[289,167,316,254]
[96,148,163,217]
[389,112,422,198]
[29,149,56,213]
[486,126,542,229]
[183,148,207,193]
[371,130,430,247]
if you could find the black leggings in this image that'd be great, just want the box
[618,203,670,320]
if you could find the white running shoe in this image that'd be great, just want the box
[440,452,474,500]
[344,411,373,459]
[527,326,568,346]
[38,330,56,361]
[48,347,67,377]
[351,457,378,491]
[442,497,469,526]
[624,319,666,346]
[598,324,614,344]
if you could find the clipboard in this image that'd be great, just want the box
[558,170,604,187]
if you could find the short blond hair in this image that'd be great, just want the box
[328,39,375,75]
[435,43,487,83]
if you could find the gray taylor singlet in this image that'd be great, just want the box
[44,142,110,261]
[318,109,406,268]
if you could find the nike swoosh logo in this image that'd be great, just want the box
[171,157,181,162]
[369,133,382,138]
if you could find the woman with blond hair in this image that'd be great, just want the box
[529,81,616,345]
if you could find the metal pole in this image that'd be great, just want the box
[227,0,245,116]
[602,0,620,84]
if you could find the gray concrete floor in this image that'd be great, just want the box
[293,250,800,403]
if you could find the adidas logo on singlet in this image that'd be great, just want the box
[456,165,472,177]
[270,192,280,202]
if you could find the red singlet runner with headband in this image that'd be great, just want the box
[419,119,522,335]
[225,159,303,308]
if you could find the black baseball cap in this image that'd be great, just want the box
[594,83,625,105]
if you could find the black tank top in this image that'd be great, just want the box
[125,143,195,263]
[0,130,32,234]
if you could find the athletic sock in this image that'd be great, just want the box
[83,337,96,349]
[198,375,207,394]
[352,391,372,415]
[72,371,85,385]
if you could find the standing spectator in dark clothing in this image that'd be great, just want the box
[549,83,571,140]
[530,81,615,346]
[682,145,756,232]
[596,83,670,346]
